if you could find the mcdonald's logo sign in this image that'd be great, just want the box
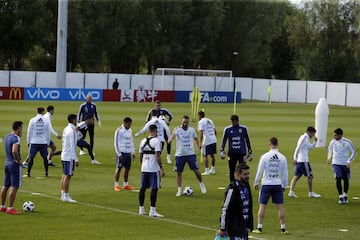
[9,88,23,100]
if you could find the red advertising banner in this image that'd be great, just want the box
[102,89,121,102]
[133,90,175,102]
[0,87,24,100]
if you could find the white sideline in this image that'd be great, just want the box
[20,189,266,240]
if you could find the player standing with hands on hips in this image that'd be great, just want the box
[253,137,288,235]
[77,94,102,155]
[327,128,356,204]
[220,115,252,182]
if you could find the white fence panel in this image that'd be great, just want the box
[307,81,326,104]
[174,75,194,91]
[153,75,173,90]
[84,73,107,89]
[37,72,56,88]
[327,82,346,106]
[346,83,360,107]
[0,70,9,86]
[195,76,215,91]
[270,80,287,102]
[66,72,84,88]
[131,74,152,90]
[288,80,306,103]
[252,78,270,101]
[215,76,232,91]
[11,71,35,87]
[236,77,252,100]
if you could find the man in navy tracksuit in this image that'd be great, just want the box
[220,115,252,182]
[77,94,101,155]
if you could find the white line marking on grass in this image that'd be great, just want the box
[19,189,266,240]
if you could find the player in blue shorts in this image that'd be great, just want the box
[168,115,207,196]
[327,128,357,204]
[1,121,23,214]
[253,137,288,234]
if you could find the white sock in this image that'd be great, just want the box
[204,168,209,173]
[64,193,69,198]
[123,182,128,187]
[258,224,263,229]
[150,206,156,213]
[61,190,64,198]
[139,206,144,212]
[178,187,182,193]
[114,182,119,187]
[343,193,348,197]
[281,224,286,229]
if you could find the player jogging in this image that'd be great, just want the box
[114,117,136,191]
[197,110,217,175]
[168,115,207,197]
[327,128,357,204]
[288,126,321,198]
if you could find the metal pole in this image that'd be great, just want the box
[56,0,68,88]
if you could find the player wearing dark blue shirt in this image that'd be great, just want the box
[1,121,23,214]
[221,115,252,182]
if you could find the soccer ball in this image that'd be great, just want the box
[183,186,193,196]
[22,201,35,212]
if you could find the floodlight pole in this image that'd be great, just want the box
[56,0,68,88]
[232,51,238,92]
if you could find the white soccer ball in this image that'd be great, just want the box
[22,201,35,212]
[183,186,193,196]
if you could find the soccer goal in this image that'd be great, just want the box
[153,68,233,92]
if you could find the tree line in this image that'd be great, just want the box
[1,0,360,82]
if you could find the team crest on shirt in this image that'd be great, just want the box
[239,129,242,133]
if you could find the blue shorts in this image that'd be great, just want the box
[203,143,217,156]
[294,162,312,177]
[174,155,199,172]
[140,172,160,190]
[29,144,48,159]
[3,162,22,188]
[62,160,75,176]
[116,153,132,169]
[258,185,284,204]
[332,164,350,180]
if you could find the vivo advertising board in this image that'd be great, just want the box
[174,91,241,103]
[24,88,102,101]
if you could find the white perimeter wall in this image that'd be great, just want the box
[0,70,359,107]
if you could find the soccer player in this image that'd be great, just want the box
[216,164,254,239]
[146,100,173,164]
[1,121,23,214]
[114,117,136,191]
[77,115,100,164]
[167,115,207,197]
[220,115,253,182]
[197,110,217,175]
[136,110,170,159]
[138,124,165,217]
[60,114,79,203]
[43,105,62,167]
[25,107,51,177]
[288,126,321,198]
[327,128,357,204]
[77,94,102,155]
[253,137,288,234]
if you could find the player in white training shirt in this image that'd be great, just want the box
[168,115,206,196]
[43,105,61,167]
[327,128,357,204]
[114,117,135,191]
[288,126,321,198]
[197,111,217,175]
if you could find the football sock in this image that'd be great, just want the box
[123,182,128,187]
[114,182,119,187]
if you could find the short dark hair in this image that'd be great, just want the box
[67,114,77,123]
[149,124,157,132]
[155,100,161,104]
[151,109,157,117]
[12,121,23,130]
[47,105,54,112]
[198,111,205,118]
[235,163,250,174]
[334,128,343,135]
[269,137,278,146]
[37,107,45,114]
[124,117,132,123]
[230,115,239,121]
[307,126,316,133]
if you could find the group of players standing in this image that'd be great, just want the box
[1,98,357,240]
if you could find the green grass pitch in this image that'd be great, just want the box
[0,100,359,240]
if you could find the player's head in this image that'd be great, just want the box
[235,163,250,183]
[47,105,55,114]
[306,126,316,138]
[181,115,190,130]
[230,115,239,126]
[268,137,278,148]
[37,107,45,114]
[333,128,343,140]
[155,100,161,110]
[198,110,205,120]
[12,121,23,137]
[123,117,132,129]
[67,114,77,125]
[86,94,93,103]
[151,109,157,117]
[149,124,157,136]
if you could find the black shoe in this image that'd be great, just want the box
[252,228,262,234]
[48,162,56,167]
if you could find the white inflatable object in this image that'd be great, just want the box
[315,98,329,147]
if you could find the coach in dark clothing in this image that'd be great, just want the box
[77,94,102,152]
[216,164,254,239]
